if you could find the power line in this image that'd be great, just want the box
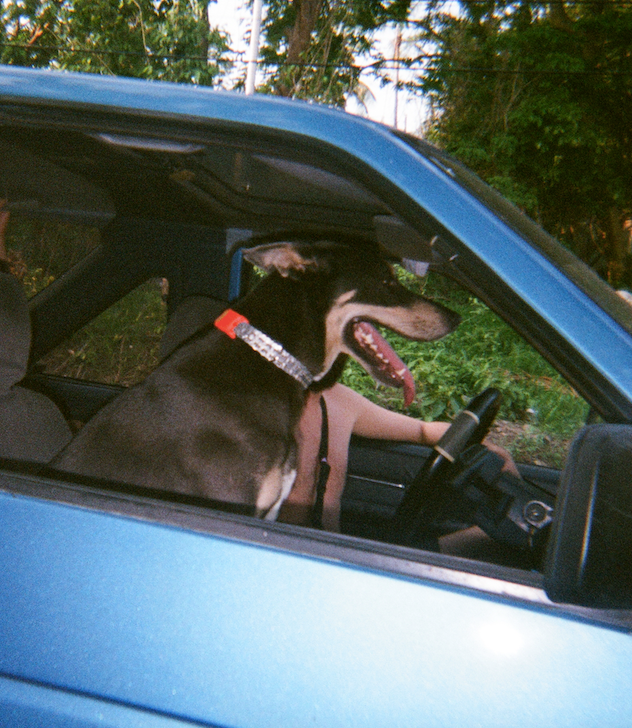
[0,41,630,77]
[422,66,632,75]
[422,0,632,5]
[0,41,236,63]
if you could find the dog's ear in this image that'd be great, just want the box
[242,242,328,278]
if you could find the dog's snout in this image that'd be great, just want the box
[411,298,461,341]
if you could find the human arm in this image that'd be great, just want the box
[330,383,519,476]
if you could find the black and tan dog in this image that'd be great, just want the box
[53,240,460,518]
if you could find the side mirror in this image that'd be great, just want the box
[544,425,632,609]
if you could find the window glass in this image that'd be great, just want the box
[341,269,589,469]
[4,216,99,297]
[38,280,167,386]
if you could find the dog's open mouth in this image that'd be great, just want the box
[348,320,416,407]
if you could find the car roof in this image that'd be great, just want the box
[0,65,423,251]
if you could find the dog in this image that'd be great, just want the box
[52,239,460,519]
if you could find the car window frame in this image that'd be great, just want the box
[2,75,632,628]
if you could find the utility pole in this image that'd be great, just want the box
[245,0,263,95]
[393,24,402,129]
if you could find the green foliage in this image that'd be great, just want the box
[7,217,99,287]
[40,280,166,386]
[0,0,231,85]
[341,270,588,466]
[259,0,412,105]
[6,217,165,385]
[415,0,632,286]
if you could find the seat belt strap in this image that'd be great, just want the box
[311,395,330,529]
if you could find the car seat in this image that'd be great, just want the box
[0,271,72,462]
[159,295,226,360]
[159,242,249,361]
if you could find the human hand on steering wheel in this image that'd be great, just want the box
[391,388,508,547]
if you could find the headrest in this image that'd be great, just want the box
[160,296,226,359]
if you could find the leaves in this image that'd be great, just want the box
[415,0,632,285]
[0,0,231,85]
[259,0,413,105]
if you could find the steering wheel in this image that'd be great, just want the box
[391,388,502,547]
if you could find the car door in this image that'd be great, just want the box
[1,65,631,727]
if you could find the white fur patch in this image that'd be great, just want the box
[256,464,297,520]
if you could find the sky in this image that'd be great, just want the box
[207,0,428,134]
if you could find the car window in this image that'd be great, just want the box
[4,216,99,297]
[38,279,166,386]
[33,262,588,469]
[3,212,166,386]
[341,269,589,469]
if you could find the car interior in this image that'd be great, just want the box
[0,112,609,579]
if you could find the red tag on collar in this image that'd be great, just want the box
[214,309,249,339]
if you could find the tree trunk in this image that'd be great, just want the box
[276,0,323,96]
[605,208,630,285]
[287,0,323,64]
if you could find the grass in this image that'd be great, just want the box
[38,280,167,387]
[5,216,166,386]
[9,218,100,287]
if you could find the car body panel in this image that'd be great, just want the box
[2,485,632,728]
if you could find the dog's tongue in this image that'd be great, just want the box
[353,321,416,407]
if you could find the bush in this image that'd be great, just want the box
[341,269,588,466]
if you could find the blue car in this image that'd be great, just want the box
[1,65,631,727]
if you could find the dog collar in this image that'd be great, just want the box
[215,309,314,389]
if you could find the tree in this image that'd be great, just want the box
[415,0,632,285]
[0,0,230,86]
[258,0,412,106]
